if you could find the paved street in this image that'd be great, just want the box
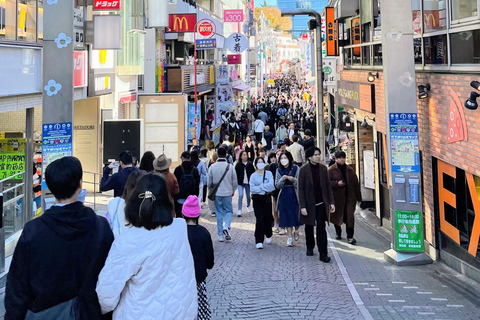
[201,195,480,320]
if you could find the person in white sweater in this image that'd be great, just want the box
[96,174,198,320]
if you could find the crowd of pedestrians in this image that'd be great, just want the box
[5,76,362,320]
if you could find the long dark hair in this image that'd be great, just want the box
[277,151,294,170]
[139,151,156,172]
[125,173,173,230]
[190,150,200,166]
[121,170,145,200]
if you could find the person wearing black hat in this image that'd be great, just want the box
[173,151,201,218]
[298,147,335,263]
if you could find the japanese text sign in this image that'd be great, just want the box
[0,154,25,180]
[74,51,87,87]
[94,0,120,11]
[225,33,247,53]
[390,113,420,173]
[395,210,424,252]
[227,54,241,64]
[196,39,217,50]
[224,9,244,22]
[326,7,336,56]
[43,122,72,145]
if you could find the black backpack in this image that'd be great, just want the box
[179,166,196,196]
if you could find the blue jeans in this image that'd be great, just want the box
[215,196,233,236]
[237,184,251,211]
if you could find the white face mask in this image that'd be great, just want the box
[280,159,289,166]
[257,163,266,170]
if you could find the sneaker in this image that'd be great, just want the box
[246,206,252,213]
[279,228,286,235]
[273,226,279,233]
[306,249,314,256]
[211,212,216,217]
[347,238,357,245]
[223,229,231,241]
[218,235,224,242]
[293,230,299,241]
[256,243,264,249]
[320,254,331,263]
[335,235,342,240]
[287,238,293,247]
[266,237,272,244]
[237,209,242,217]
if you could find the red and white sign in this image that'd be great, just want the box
[198,21,215,37]
[224,9,244,22]
[447,89,468,144]
[74,51,88,87]
[301,33,309,40]
[167,14,197,33]
[227,54,242,64]
[93,0,120,11]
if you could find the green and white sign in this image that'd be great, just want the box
[323,66,332,75]
[395,210,424,252]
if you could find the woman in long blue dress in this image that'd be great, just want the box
[275,151,301,247]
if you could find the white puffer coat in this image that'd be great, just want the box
[96,218,198,320]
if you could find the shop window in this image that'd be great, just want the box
[17,0,36,42]
[451,0,478,21]
[373,44,382,65]
[414,38,423,64]
[424,34,448,65]
[378,132,387,184]
[412,0,422,34]
[362,45,371,65]
[37,0,42,40]
[344,48,352,66]
[0,0,16,40]
[451,29,480,64]
[422,0,447,33]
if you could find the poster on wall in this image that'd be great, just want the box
[395,210,424,252]
[216,65,230,83]
[216,83,233,125]
[156,29,167,93]
[0,138,26,180]
[188,101,201,143]
[389,113,420,173]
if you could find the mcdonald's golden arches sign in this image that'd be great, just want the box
[167,14,197,33]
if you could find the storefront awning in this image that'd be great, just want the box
[233,84,250,92]
[120,93,137,104]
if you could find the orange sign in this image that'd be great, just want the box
[447,89,468,144]
[326,7,336,56]
[167,14,197,33]
[352,17,360,56]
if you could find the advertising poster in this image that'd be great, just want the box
[216,83,233,125]
[216,65,230,83]
[389,113,420,173]
[188,101,201,143]
[395,210,424,252]
[42,122,73,188]
[156,29,167,93]
[0,138,26,180]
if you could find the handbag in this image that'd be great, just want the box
[25,218,104,320]
[208,164,230,201]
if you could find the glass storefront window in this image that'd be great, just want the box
[422,0,447,33]
[38,0,42,40]
[0,0,16,40]
[414,38,422,64]
[344,48,352,66]
[451,0,478,21]
[424,34,448,65]
[362,45,371,65]
[373,44,382,65]
[451,29,480,64]
[18,0,36,41]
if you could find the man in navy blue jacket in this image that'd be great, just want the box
[100,150,139,197]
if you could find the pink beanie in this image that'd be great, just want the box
[182,195,201,218]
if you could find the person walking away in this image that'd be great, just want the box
[258,108,268,124]
[235,151,255,216]
[199,149,210,205]
[139,151,156,173]
[250,157,275,249]
[153,154,179,216]
[275,151,302,247]
[263,125,274,151]
[191,150,208,204]
[174,151,201,218]
[182,196,214,320]
[96,174,197,319]
[267,152,281,234]
[253,115,265,143]
[208,147,237,242]
[244,135,256,163]
[298,147,335,263]
[286,134,305,166]
[6,157,114,320]
[101,150,139,197]
[107,170,145,238]
[328,151,362,245]
[207,152,218,217]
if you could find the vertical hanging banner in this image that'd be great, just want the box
[156,29,166,93]
[326,7,336,56]
[352,17,361,56]
[188,102,201,143]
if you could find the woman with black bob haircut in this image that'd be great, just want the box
[97,173,198,319]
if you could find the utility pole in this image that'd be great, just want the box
[244,0,254,108]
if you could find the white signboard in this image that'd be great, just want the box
[363,150,375,189]
[189,73,205,86]
[322,57,337,87]
[225,33,248,53]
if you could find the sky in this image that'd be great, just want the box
[255,0,277,7]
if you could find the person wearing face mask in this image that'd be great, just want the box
[275,151,302,247]
[250,157,275,249]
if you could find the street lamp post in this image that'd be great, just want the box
[280,9,324,162]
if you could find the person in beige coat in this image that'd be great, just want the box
[298,147,335,263]
[328,151,362,245]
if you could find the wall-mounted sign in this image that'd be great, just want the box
[225,33,247,53]
[227,54,241,64]
[94,0,121,11]
[88,48,116,97]
[74,28,84,49]
[167,14,196,33]
[74,51,87,87]
[395,210,424,252]
[224,9,244,22]
[189,73,205,86]
[42,122,72,145]
[89,73,115,96]
[389,113,420,173]
[216,65,230,83]
[326,7,336,56]
[336,81,375,113]
[301,33,309,41]
[198,20,215,37]
[0,137,26,180]
[196,39,216,50]
[447,89,468,144]
[73,8,83,28]
[352,17,360,56]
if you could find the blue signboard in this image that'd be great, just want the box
[389,113,420,173]
[42,122,72,145]
[196,39,217,50]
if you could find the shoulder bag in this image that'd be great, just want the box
[208,165,230,201]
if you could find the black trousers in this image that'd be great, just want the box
[253,195,273,244]
[255,132,263,143]
[175,201,183,218]
[334,225,354,239]
[305,204,328,255]
[202,185,207,203]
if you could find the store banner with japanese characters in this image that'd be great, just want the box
[0,138,26,180]
[225,33,247,53]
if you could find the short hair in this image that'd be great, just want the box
[121,170,145,200]
[218,147,227,158]
[267,152,276,163]
[306,147,321,160]
[45,156,83,200]
[190,150,199,164]
[254,157,266,166]
[181,151,191,159]
[292,134,299,142]
[125,173,173,230]
[119,150,133,165]
[304,129,312,136]
[278,151,294,169]
[335,151,347,159]
[283,138,291,146]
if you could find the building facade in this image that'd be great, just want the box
[277,0,328,37]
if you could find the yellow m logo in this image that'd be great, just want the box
[174,17,188,31]
[424,13,436,27]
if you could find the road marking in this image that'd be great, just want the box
[328,230,374,320]
[418,312,436,315]
[392,281,407,284]
[402,306,421,309]
[388,300,406,303]
[446,305,464,307]
[364,288,380,291]
[431,298,448,301]
[417,292,433,294]
[376,293,392,296]
[354,283,369,285]
[403,286,419,289]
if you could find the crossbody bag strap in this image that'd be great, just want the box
[216,164,230,185]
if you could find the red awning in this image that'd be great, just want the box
[120,93,137,104]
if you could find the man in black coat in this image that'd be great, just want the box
[174,151,201,217]
[5,156,114,320]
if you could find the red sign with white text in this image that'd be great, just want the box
[301,33,309,40]
[198,21,215,37]
[74,51,87,87]
[224,10,244,22]
[93,0,120,11]
[167,14,197,33]
[227,54,241,64]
